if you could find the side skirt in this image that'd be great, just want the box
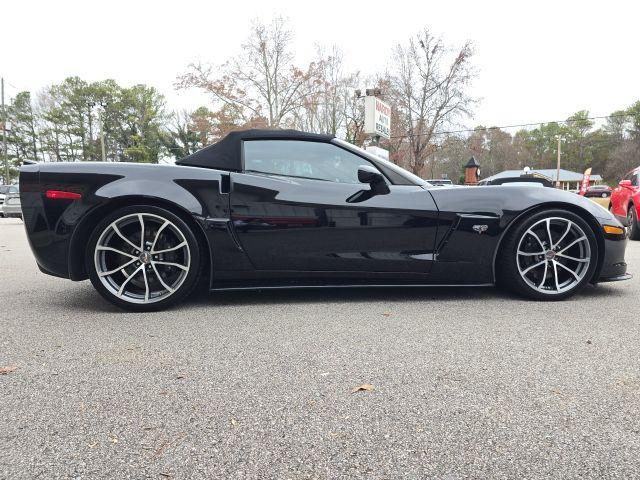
[210,283,494,292]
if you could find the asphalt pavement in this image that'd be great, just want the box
[1,217,639,479]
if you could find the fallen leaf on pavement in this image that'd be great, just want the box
[230,417,238,427]
[351,384,374,393]
[381,312,392,317]
[0,366,17,375]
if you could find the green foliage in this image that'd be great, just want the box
[25,77,168,164]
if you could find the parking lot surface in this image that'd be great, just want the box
[1,217,639,479]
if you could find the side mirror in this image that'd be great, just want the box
[358,165,385,185]
[619,179,632,188]
[347,165,389,203]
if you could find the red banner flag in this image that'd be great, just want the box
[579,167,592,196]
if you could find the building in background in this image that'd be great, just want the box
[464,157,481,185]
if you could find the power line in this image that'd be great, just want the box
[390,112,637,140]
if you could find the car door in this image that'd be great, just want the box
[229,139,439,275]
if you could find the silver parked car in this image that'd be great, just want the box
[1,186,21,219]
[0,185,19,216]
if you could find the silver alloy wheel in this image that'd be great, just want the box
[516,217,591,295]
[94,213,191,304]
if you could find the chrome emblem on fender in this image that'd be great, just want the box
[472,224,488,234]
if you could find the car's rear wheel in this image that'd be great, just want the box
[498,209,598,300]
[86,205,201,311]
[628,204,640,240]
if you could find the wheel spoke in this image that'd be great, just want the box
[521,259,546,275]
[552,261,560,291]
[556,252,588,263]
[518,250,545,256]
[98,258,138,277]
[96,246,137,259]
[554,260,580,281]
[138,214,146,250]
[545,218,553,247]
[150,220,170,252]
[539,261,548,288]
[151,263,175,294]
[151,241,187,255]
[553,221,572,250]
[142,267,150,302]
[153,260,189,271]
[112,224,139,252]
[557,236,587,255]
[118,265,144,296]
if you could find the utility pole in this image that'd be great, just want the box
[97,104,106,162]
[1,77,8,184]
[87,102,94,160]
[556,136,562,189]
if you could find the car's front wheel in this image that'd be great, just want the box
[498,209,598,300]
[86,205,201,311]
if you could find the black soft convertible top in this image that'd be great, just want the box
[176,129,334,171]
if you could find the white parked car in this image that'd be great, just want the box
[0,186,21,219]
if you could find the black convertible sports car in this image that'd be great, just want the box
[19,129,630,311]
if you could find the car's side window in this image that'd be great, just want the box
[243,140,383,184]
[632,174,640,187]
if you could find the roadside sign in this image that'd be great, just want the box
[364,96,391,139]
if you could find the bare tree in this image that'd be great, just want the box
[388,28,476,175]
[289,46,363,139]
[177,17,318,130]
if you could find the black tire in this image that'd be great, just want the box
[497,209,598,301]
[86,205,202,311]
[629,205,640,241]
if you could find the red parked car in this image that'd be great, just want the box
[610,167,640,240]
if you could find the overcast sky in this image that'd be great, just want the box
[3,0,638,132]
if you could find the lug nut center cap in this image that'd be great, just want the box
[139,252,151,264]
[545,250,556,261]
